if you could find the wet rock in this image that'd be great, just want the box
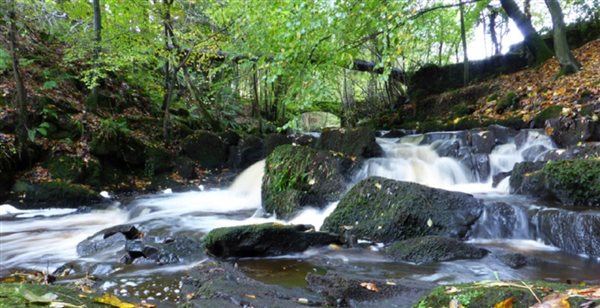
[431,139,460,157]
[536,209,600,257]
[495,253,543,269]
[125,240,145,259]
[292,134,317,147]
[11,180,103,208]
[322,177,483,243]
[306,272,434,307]
[180,262,320,307]
[90,130,146,167]
[381,129,407,138]
[545,116,596,148]
[181,130,227,168]
[263,133,292,156]
[509,161,546,195]
[219,130,241,147]
[470,130,495,154]
[102,224,142,240]
[385,236,488,264]
[203,223,341,258]
[459,151,490,181]
[319,127,382,158]
[174,156,196,179]
[514,129,551,150]
[471,202,533,239]
[77,232,127,257]
[262,145,353,218]
[492,172,511,188]
[237,135,263,169]
[488,124,517,145]
[522,144,551,161]
[420,131,468,147]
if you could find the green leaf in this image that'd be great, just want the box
[43,80,58,90]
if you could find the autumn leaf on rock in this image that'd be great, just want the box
[494,297,513,308]
[360,282,380,292]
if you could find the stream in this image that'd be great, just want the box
[2,130,600,306]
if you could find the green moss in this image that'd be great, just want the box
[533,105,562,127]
[416,281,597,307]
[46,155,86,182]
[450,103,473,117]
[12,180,101,208]
[543,159,600,206]
[495,91,519,114]
[0,283,105,308]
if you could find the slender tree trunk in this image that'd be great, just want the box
[90,0,101,109]
[500,0,554,65]
[162,0,174,144]
[8,1,28,151]
[544,0,581,75]
[489,8,501,55]
[459,0,469,85]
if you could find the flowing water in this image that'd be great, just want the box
[2,130,600,304]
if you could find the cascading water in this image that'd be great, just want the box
[2,128,600,296]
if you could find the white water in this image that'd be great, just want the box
[0,131,561,272]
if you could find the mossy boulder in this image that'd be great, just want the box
[262,145,353,219]
[11,180,102,208]
[416,281,597,308]
[532,105,562,128]
[543,159,600,206]
[181,130,227,168]
[495,91,519,114]
[511,159,600,206]
[263,133,292,156]
[143,142,173,176]
[319,127,382,158]
[321,177,483,243]
[90,130,145,167]
[45,154,87,182]
[202,223,340,258]
[0,135,18,201]
[385,236,488,264]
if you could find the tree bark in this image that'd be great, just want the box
[488,8,501,55]
[459,0,469,85]
[90,0,101,108]
[500,0,554,65]
[544,0,581,74]
[7,0,28,150]
[162,0,175,144]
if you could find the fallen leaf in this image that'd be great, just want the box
[360,282,380,292]
[545,127,555,136]
[245,294,257,299]
[494,297,513,308]
[93,294,136,308]
[445,286,461,294]
[374,183,382,190]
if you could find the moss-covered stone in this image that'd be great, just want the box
[181,130,227,168]
[319,127,382,158]
[321,177,483,243]
[143,142,173,176]
[544,159,600,206]
[202,223,340,258]
[532,105,562,128]
[0,135,18,201]
[0,283,106,308]
[46,154,86,182]
[386,236,488,264]
[262,145,353,219]
[495,91,519,114]
[12,180,102,208]
[416,281,598,308]
[90,129,145,167]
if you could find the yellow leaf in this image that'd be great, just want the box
[374,183,382,190]
[545,127,555,136]
[93,294,136,308]
[245,294,257,299]
[427,218,433,227]
[494,297,513,308]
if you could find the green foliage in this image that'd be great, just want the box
[0,48,10,73]
[98,117,131,139]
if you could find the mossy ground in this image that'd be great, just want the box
[0,283,105,308]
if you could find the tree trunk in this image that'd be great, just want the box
[523,0,532,21]
[500,0,554,65]
[8,1,28,151]
[162,0,174,144]
[90,0,101,109]
[544,0,581,75]
[459,0,469,85]
[488,8,501,55]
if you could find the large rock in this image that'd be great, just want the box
[181,130,227,168]
[511,160,600,206]
[321,177,483,243]
[90,129,146,167]
[263,133,292,156]
[202,223,340,258]
[545,116,596,148]
[487,124,517,144]
[385,236,488,264]
[11,180,102,208]
[319,127,382,158]
[262,145,353,218]
[235,135,263,169]
[536,209,600,258]
[469,130,496,154]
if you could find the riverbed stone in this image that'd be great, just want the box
[545,116,595,148]
[488,124,517,144]
[536,209,600,257]
[203,223,341,258]
[321,177,483,243]
[306,271,434,307]
[470,129,496,154]
[319,127,382,158]
[182,130,228,168]
[385,236,488,264]
[262,144,353,218]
